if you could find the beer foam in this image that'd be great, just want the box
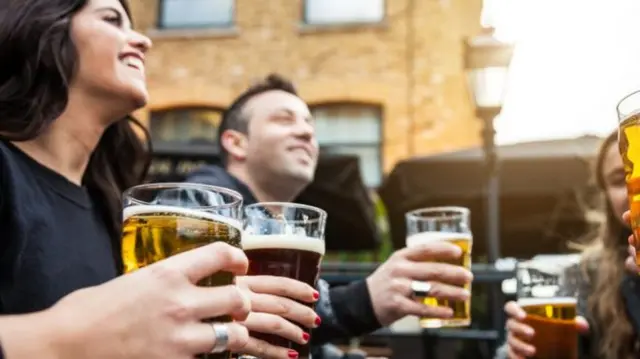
[242,234,325,255]
[406,231,472,247]
[517,297,577,307]
[122,205,242,232]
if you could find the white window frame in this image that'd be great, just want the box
[312,104,383,187]
[304,0,385,25]
[158,0,235,29]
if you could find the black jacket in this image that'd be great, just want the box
[185,165,382,359]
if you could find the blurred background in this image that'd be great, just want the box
[127,0,640,357]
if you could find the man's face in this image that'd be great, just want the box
[243,90,319,185]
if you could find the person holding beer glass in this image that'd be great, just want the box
[0,2,317,358]
[240,202,327,359]
[496,131,640,359]
[405,207,473,329]
[186,74,473,358]
[121,183,247,359]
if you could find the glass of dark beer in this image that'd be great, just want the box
[241,202,327,359]
[121,183,243,359]
[516,259,578,359]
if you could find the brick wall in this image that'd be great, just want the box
[130,0,484,174]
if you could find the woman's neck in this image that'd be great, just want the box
[12,104,107,186]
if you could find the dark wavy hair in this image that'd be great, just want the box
[0,0,151,272]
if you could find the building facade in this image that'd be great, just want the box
[131,0,485,187]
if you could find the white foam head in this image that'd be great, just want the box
[406,231,472,247]
[517,297,577,307]
[122,205,242,232]
[242,234,325,255]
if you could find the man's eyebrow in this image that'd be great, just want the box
[273,108,313,120]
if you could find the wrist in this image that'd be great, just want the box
[0,309,76,359]
[365,275,386,325]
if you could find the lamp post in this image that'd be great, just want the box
[464,26,513,264]
[464,26,513,344]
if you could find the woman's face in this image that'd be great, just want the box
[69,0,151,116]
[602,141,630,227]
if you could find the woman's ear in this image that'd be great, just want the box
[220,129,248,162]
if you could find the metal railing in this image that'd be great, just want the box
[320,262,515,358]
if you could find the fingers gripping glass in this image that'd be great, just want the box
[405,206,473,328]
[516,260,578,359]
[241,202,327,359]
[121,183,243,359]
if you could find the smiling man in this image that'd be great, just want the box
[186,74,472,359]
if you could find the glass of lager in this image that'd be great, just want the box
[121,183,243,359]
[516,260,578,359]
[618,90,640,265]
[405,206,473,328]
[241,202,327,359]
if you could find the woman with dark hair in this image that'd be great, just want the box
[0,1,316,358]
[496,131,640,359]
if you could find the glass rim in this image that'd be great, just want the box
[245,202,327,222]
[405,206,470,221]
[617,89,640,119]
[123,182,243,209]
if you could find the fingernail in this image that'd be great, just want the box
[315,315,322,326]
[288,350,299,359]
[312,291,320,300]
[302,332,310,342]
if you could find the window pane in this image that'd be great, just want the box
[305,0,384,24]
[313,105,381,144]
[151,108,222,144]
[322,146,381,187]
[160,0,234,28]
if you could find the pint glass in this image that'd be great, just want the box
[618,90,640,265]
[516,260,578,359]
[405,206,473,328]
[242,202,327,359]
[121,183,243,359]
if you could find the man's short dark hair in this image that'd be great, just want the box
[217,73,298,165]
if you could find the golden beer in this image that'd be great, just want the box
[121,205,242,359]
[406,232,473,328]
[619,114,640,265]
[518,297,578,359]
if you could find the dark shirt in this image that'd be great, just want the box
[185,165,381,351]
[0,141,117,314]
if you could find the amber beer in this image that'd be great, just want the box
[406,231,473,328]
[121,205,242,359]
[518,297,578,359]
[619,113,640,264]
[242,234,325,359]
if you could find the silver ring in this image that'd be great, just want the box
[210,323,229,353]
[411,280,432,297]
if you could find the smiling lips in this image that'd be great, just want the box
[290,145,315,162]
[120,54,145,75]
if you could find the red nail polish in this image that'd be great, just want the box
[302,332,310,341]
[315,315,322,326]
[312,291,320,300]
[288,349,299,358]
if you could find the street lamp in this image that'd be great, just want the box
[464,26,513,343]
[464,26,513,264]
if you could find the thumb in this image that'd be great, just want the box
[576,316,589,334]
